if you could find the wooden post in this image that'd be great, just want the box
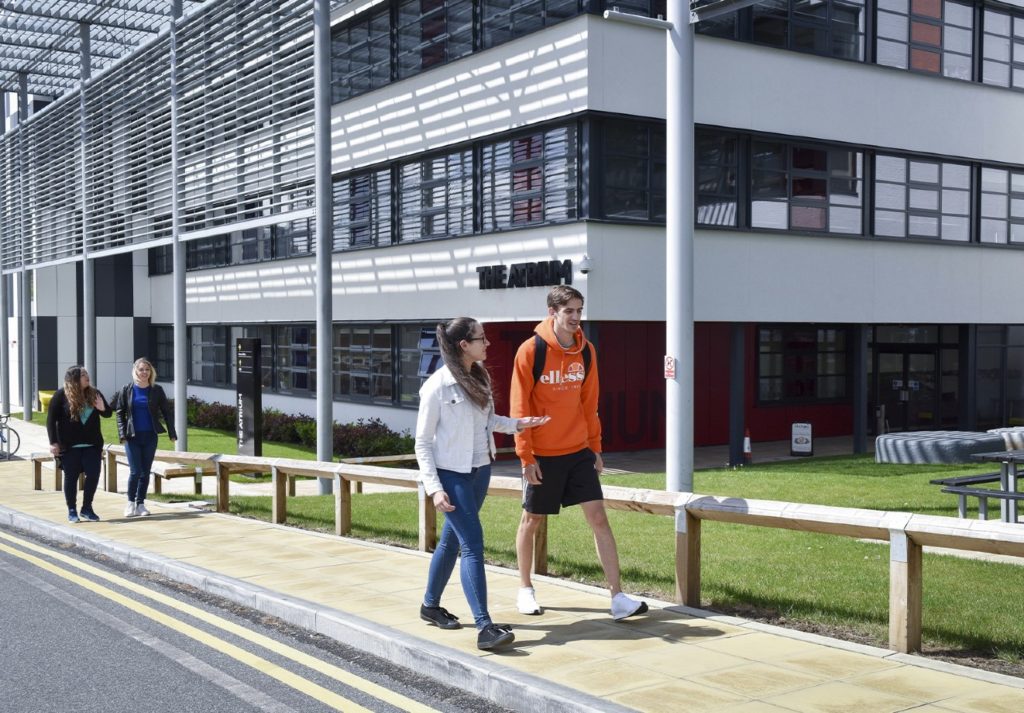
[272,465,287,524]
[675,509,701,606]
[55,460,62,491]
[78,473,85,491]
[33,458,42,490]
[104,448,117,492]
[287,474,296,497]
[889,529,923,653]
[216,463,230,513]
[418,484,436,552]
[335,474,351,537]
[533,515,548,576]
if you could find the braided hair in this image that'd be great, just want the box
[63,365,97,420]
[436,318,492,410]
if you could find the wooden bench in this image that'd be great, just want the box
[940,485,1024,519]
[113,456,216,495]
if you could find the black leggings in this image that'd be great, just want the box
[61,446,102,511]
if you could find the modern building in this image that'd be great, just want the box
[3,0,1024,456]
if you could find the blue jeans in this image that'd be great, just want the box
[125,431,159,504]
[423,465,492,630]
[61,446,101,511]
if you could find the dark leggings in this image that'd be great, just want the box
[61,446,102,511]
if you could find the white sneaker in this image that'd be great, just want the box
[123,502,137,518]
[135,503,151,517]
[611,592,648,621]
[517,587,542,615]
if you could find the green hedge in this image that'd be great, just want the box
[184,396,413,459]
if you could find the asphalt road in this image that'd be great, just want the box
[0,526,512,713]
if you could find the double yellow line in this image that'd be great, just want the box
[0,530,440,713]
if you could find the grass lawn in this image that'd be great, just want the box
[19,411,1024,663]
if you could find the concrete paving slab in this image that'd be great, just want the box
[1,457,1022,713]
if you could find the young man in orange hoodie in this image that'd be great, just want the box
[510,285,647,621]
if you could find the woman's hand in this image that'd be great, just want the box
[516,415,551,431]
[432,491,455,512]
[93,394,106,410]
[49,443,60,456]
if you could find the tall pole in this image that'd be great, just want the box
[80,22,96,382]
[313,0,334,489]
[170,0,188,450]
[1,92,9,416]
[18,72,33,420]
[665,0,695,492]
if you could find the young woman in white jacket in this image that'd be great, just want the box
[415,317,549,651]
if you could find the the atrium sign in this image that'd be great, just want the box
[476,259,572,290]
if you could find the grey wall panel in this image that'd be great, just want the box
[36,315,58,391]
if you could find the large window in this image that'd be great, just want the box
[334,325,394,404]
[983,8,1024,89]
[750,140,863,233]
[979,167,1024,245]
[276,326,315,394]
[873,154,970,241]
[481,126,577,230]
[399,150,474,241]
[696,131,739,227]
[150,326,174,382]
[749,0,865,61]
[600,122,666,222]
[190,326,230,386]
[331,8,391,103]
[758,326,848,403]
[333,168,393,250]
[875,0,974,78]
[396,0,474,79]
[480,0,580,49]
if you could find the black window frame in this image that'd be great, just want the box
[757,324,851,405]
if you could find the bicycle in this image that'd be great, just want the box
[0,414,20,460]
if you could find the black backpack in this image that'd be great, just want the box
[531,333,592,385]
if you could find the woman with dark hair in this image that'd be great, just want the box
[414,318,549,651]
[110,357,177,518]
[46,366,113,523]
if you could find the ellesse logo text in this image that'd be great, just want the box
[539,361,585,384]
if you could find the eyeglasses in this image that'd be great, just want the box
[465,336,487,343]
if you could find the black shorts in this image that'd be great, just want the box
[522,448,604,515]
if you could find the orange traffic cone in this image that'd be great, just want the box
[743,428,752,465]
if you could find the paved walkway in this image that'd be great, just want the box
[2,422,1022,712]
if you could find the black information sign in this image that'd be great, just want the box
[236,338,262,457]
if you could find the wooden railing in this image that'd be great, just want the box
[30,447,1024,655]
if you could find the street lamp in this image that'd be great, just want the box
[604,0,763,493]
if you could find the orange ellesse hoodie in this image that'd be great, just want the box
[510,317,601,465]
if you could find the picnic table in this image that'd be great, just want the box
[967,450,1024,523]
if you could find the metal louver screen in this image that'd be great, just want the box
[0,0,315,273]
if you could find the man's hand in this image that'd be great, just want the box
[432,491,455,512]
[522,462,543,485]
[594,453,604,475]
[49,443,60,456]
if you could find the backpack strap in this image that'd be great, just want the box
[532,334,547,385]
[531,333,592,384]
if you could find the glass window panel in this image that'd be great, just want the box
[875,210,906,237]
[983,60,1011,86]
[829,206,862,233]
[1013,67,1024,89]
[877,39,908,68]
[985,10,1011,35]
[790,204,827,229]
[1012,223,1024,243]
[1012,198,1024,218]
[876,181,907,210]
[876,155,907,183]
[752,201,789,229]
[877,11,908,39]
[941,215,970,241]
[943,163,970,189]
[944,0,973,28]
[878,0,908,13]
[909,161,940,184]
[944,26,972,53]
[943,51,972,80]
[910,47,941,72]
[909,213,939,236]
[980,218,1009,243]
[1014,172,1024,193]
[909,187,939,210]
[986,35,1012,62]
[942,188,970,215]
[982,192,1009,218]
[982,167,1009,193]
[911,21,942,46]
[912,0,941,19]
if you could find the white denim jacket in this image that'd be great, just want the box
[414,365,519,496]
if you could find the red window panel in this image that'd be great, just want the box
[910,21,942,47]
[512,198,543,224]
[911,0,942,19]
[910,47,941,72]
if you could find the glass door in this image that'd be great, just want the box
[876,350,938,432]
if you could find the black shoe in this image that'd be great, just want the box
[477,623,514,650]
[79,507,100,522]
[420,605,461,630]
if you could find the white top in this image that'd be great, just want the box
[414,365,520,496]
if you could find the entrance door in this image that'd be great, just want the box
[877,351,938,432]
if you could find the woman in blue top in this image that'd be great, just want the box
[46,366,113,523]
[110,358,177,518]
